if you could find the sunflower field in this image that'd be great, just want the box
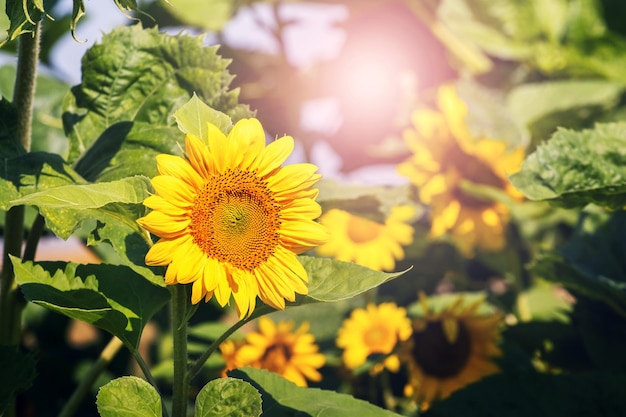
[2,0,626,416]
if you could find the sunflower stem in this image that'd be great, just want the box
[188,306,269,381]
[0,21,41,347]
[171,285,189,417]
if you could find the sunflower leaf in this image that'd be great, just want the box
[531,210,626,318]
[96,376,162,417]
[229,367,402,417]
[164,0,235,32]
[509,122,626,208]
[63,24,252,182]
[174,93,233,139]
[195,377,262,417]
[298,256,410,303]
[12,257,170,348]
[2,0,45,46]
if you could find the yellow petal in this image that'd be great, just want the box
[137,211,190,238]
[151,176,195,208]
[185,133,214,178]
[156,154,203,189]
[254,136,294,178]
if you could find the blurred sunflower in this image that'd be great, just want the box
[224,316,325,387]
[397,85,524,256]
[316,205,415,271]
[401,292,503,409]
[137,118,329,318]
[337,303,412,372]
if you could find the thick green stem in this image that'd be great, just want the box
[58,336,124,417]
[0,22,41,347]
[171,285,189,417]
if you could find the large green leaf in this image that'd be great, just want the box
[63,23,252,182]
[532,210,626,318]
[300,256,409,303]
[426,372,626,417]
[509,122,626,208]
[196,378,262,417]
[96,376,161,417]
[506,80,625,145]
[230,367,402,417]
[12,258,170,348]
[0,346,36,416]
[174,93,232,138]
[0,151,85,211]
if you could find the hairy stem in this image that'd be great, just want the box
[0,21,41,347]
[171,285,189,417]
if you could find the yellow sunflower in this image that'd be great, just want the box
[224,316,325,387]
[336,303,412,372]
[397,85,524,256]
[401,292,503,409]
[315,206,415,271]
[137,118,329,318]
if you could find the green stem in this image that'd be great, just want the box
[131,348,170,417]
[188,307,268,380]
[171,285,189,417]
[23,214,46,262]
[0,21,41,347]
[58,336,124,417]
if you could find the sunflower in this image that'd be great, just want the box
[223,316,325,387]
[401,292,503,409]
[137,118,329,318]
[397,85,524,256]
[315,206,415,271]
[337,303,412,372]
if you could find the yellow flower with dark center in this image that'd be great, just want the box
[316,206,415,271]
[337,303,412,372]
[397,85,524,256]
[137,118,329,318]
[401,292,503,409]
[224,316,325,387]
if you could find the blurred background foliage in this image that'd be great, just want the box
[3,0,626,415]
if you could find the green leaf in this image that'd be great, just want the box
[164,0,235,32]
[96,376,161,417]
[300,256,410,303]
[509,122,626,208]
[0,152,85,212]
[12,258,170,348]
[230,367,402,417]
[506,80,625,143]
[196,377,262,417]
[0,346,36,415]
[63,24,252,182]
[174,93,232,138]
[532,209,626,318]
[426,372,626,417]
[2,0,44,46]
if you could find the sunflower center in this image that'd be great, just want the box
[347,215,382,243]
[190,168,281,271]
[363,324,393,351]
[410,320,471,378]
[262,343,291,373]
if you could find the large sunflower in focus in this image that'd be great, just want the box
[316,206,415,271]
[401,292,503,409]
[221,317,325,387]
[397,85,524,256]
[337,302,412,372]
[137,118,329,318]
